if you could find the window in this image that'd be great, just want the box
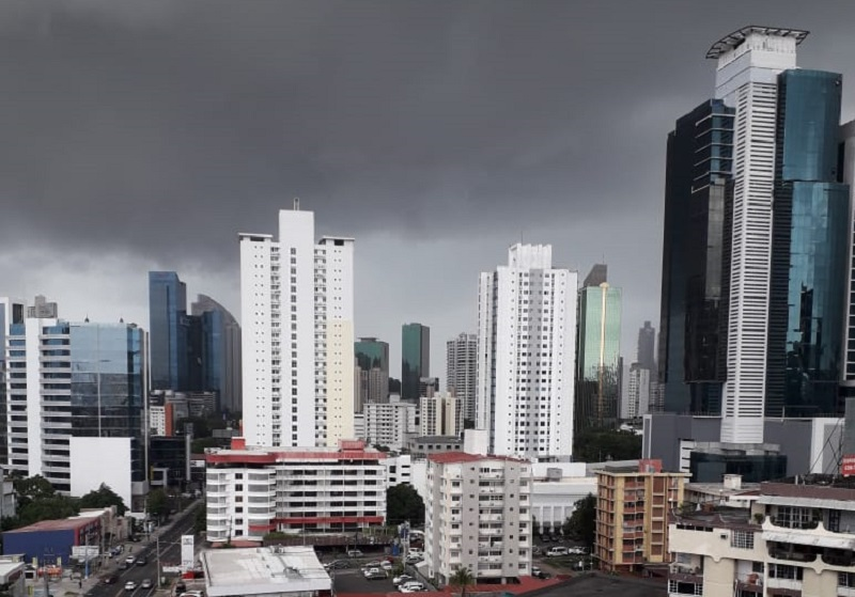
[731,531,754,549]
[768,564,802,581]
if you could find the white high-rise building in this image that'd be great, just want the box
[476,243,577,458]
[446,332,477,423]
[709,27,807,444]
[420,392,462,437]
[622,363,651,420]
[239,204,355,448]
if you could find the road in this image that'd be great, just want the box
[85,503,202,597]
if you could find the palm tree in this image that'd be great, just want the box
[448,566,475,597]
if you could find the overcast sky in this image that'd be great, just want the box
[3,1,855,381]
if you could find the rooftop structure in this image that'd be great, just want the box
[201,546,331,597]
[705,25,809,59]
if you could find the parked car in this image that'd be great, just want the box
[362,561,384,570]
[399,581,426,593]
[546,546,568,557]
[175,581,187,595]
[140,579,153,589]
[125,581,137,591]
[103,575,119,585]
[324,560,350,570]
[393,574,414,586]
[347,549,363,558]
[363,568,387,580]
[380,560,393,571]
[405,554,423,564]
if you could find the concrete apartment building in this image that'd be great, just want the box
[362,396,417,451]
[240,204,355,448]
[669,474,855,597]
[420,393,463,437]
[205,439,386,543]
[425,452,532,586]
[594,460,687,573]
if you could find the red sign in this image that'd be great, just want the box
[842,455,855,476]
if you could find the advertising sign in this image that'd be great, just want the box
[181,535,195,572]
[841,455,855,476]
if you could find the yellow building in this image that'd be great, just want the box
[594,460,687,572]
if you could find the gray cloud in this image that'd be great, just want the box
[2,1,855,374]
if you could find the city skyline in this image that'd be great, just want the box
[3,4,855,383]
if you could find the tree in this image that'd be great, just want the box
[448,566,475,597]
[386,484,424,526]
[572,428,641,462]
[13,475,56,509]
[191,437,228,454]
[17,495,79,527]
[563,494,596,549]
[147,488,170,521]
[194,504,207,534]
[79,483,127,516]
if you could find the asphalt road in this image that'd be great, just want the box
[85,504,201,597]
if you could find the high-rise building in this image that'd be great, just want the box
[149,271,188,391]
[446,332,477,424]
[362,396,417,451]
[575,264,622,434]
[637,321,656,372]
[842,121,855,398]
[0,298,24,468]
[476,243,577,458]
[622,364,651,420]
[5,299,146,506]
[401,323,429,400]
[765,69,848,418]
[240,204,355,448]
[191,294,242,413]
[659,27,851,444]
[425,452,532,585]
[658,99,734,416]
[354,337,389,407]
[419,393,462,437]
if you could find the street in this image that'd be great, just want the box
[83,503,202,597]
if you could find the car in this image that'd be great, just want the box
[184,591,205,597]
[103,575,119,585]
[362,561,384,570]
[364,569,388,580]
[393,574,414,586]
[347,549,363,558]
[546,546,568,557]
[405,554,423,564]
[125,581,137,591]
[137,556,148,566]
[323,560,350,570]
[140,579,153,589]
[399,581,426,593]
[175,581,187,595]
[126,555,136,565]
[118,562,128,570]
[380,560,393,571]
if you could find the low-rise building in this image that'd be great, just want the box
[669,474,855,597]
[425,452,532,586]
[0,555,26,597]
[205,439,386,544]
[384,454,412,487]
[405,435,462,458]
[594,459,687,573]
[200,546,331,597]
[683,474,760,510]
[530,462,596,534]
[2,516,102,565]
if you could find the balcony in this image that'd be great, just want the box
[766,578,802,592]
[768,547,816,564]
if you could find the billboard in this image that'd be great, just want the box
[181,535,195,572]
[842,455,855,476]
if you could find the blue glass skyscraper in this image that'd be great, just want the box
[766,69,850,417]
[191,294,242,412]
[148,271,188,391]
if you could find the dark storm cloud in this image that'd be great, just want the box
[2,0,851,266]
[3,1,855,368]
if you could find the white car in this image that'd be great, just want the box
[399,582,426,593]
[125,556,136,565]
[381,561,393,571]
[124,581,137,591]
[546,546,568,557]
[393,575,414,586]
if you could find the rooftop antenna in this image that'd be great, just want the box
[293,197,300,211]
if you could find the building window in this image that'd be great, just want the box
[731,531,754,549]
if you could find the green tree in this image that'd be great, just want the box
[386,484,424,526]
[147,488,169,521]
[563,494,596,549]
[17,495,79,527]
[191,437,228,454]
[448,566,475,597]
[194,504,207,534]
[79,483,127,516]
[13,475,56,509]
[572,429,641,462]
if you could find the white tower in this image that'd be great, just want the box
[476,243,577,458]
[708,27,808,444]
[240,204,355,448]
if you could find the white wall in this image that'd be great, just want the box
[70,437,133,510]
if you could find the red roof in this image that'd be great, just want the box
[428,451,528,464]
[6,517,96,534]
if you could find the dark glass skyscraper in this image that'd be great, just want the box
[355,337,390,405]
[402,323,429,400]
[637,321,656,372]
[149,271,188,391]
[658,99,733,415]
[766,69,850,417]
[191,294,242,413]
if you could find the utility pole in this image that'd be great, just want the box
[156,533,161,588]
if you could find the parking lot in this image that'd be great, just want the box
[332,568,399,594]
